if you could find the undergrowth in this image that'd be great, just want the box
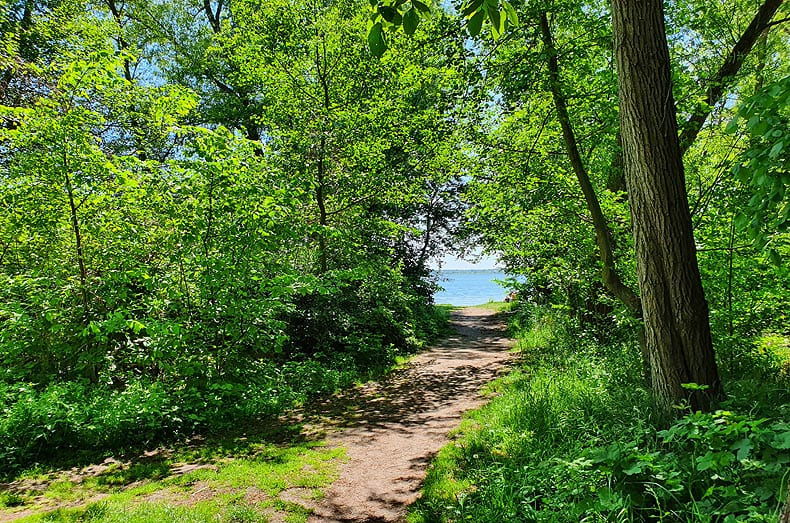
[409,304,790,522]
[0,304,451,479]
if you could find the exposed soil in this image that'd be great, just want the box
[301,306,514,522]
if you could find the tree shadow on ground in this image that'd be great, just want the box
[291,309,514,437]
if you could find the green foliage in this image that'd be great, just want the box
[0,0,461,475]
[729,76,790,261]
[0,359,355,474]
[364,0,518,56]
[410,304,790,522]
[589,410,790,521]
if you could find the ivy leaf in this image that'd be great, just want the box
[622,463,643,475]
[730,438,752,461]
[772,430,790,449]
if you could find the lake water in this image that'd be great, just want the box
[433,269,514,306]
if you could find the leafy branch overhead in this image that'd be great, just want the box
[729,75,790,263]
[367,0,518,56]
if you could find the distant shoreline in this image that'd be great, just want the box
[433,268,505,273]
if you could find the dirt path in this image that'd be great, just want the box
[299,306,515,522]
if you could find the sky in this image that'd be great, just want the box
[431,249,501,270]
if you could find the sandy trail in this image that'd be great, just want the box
[301,306,514,522]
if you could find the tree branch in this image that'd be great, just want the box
[678,0,785,155]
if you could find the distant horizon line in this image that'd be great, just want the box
[433,267,505,272]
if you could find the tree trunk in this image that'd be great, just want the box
[316,134,328,274]
[780,482,790,523]
[611,0,723,411]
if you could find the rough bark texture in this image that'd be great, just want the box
[781,484,790,523]
[611,0,722,410]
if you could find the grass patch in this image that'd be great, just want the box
[470,301,511,312]
[3,439,345,523]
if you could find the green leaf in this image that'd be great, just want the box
[467,9,485,36]
[771,430,790,449]
[730,438,752,461]
[462,0,484,18]
[487,5,501,36]
[412,0,430,13]
[403,8,419,35]
[502,0,518,26]
[622,463,643,475]
[368,22,387,57]
[768,141,784,158]
[696,451,715,471]
[379,6,401,24]
[725,117,740,134]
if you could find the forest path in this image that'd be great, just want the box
[296,306,515,522]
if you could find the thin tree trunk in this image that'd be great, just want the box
[727,214,735,337]
[64,172,89,317]
[611,0,723,411]
[538,13,641,315]
[64,157,97,383]
[315,40,331,274]
[316,134,328,274]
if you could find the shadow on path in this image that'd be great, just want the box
[295,307,515,523]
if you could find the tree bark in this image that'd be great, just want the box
[780,482,790,523]
[316,134,328,274]
[611,0,723,411]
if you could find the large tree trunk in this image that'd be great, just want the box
[780,483,790,523]
[611,0,722,411]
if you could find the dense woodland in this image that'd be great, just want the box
[1,0,790,521]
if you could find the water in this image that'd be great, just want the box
[433,269,514,306]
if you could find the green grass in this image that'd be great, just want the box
[432,301,510,312]
[2,439,345,523]
[469,300,511,311]
[409,304,790,522]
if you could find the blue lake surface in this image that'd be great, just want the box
[433,269,515,306]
